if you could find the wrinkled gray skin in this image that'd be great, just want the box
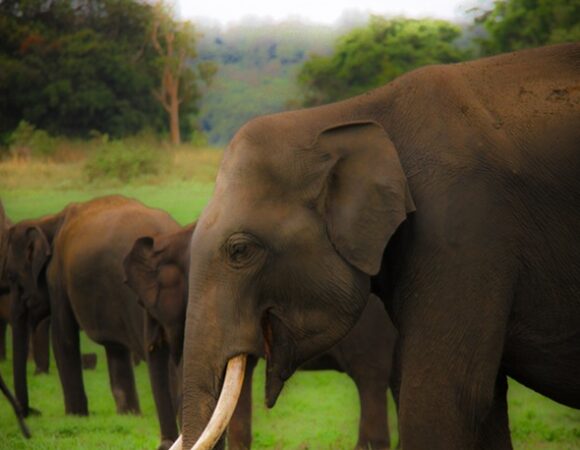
[125,225,396,450]
[5,196,182,450]
[181,43,580,449]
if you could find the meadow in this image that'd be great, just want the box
[0,150,579,449]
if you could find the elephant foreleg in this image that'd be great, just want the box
[0,319,7,361]
[51,302,88,415]
[104,342,141,414]
[227,355,258,450]
[354,376,390,450]
[475,372,512,449]
[147,335,179,450]
[32,317,50,375]
[0,369,31,438]
[395,258,514,450]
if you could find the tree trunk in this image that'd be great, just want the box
[169,92,180,145]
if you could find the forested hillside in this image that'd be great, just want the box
[1,0,577,149]
[195,21,341,145]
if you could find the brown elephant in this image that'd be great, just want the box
[172,43,580,450]
[0,199,50,376]
[0,199,9,361]
[125,224,397,449]
[4,195,183,450]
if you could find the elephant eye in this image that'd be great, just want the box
[224,233,263,268]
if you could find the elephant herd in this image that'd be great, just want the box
[0,195,397,449]
[2,43,580,450]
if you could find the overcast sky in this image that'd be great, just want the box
[177,0,472,27]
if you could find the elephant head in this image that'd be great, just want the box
[179,114,414,448]
[4,211,65,414]
[123,222,196,365]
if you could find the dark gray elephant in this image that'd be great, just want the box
[125,225,397,450]
[4,196,183,450]
[174,43,580,450]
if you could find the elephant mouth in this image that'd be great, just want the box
[261,309,298,408]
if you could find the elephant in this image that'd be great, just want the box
[173,43,580,450]
[124,225,397,450]
[0,199,50,375]
[4,195,183,449]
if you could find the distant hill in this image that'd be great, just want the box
[195,20,344,145]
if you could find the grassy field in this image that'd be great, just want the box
[0,152,579,449]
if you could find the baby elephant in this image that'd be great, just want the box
[125,223,397,450]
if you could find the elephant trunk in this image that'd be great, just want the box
[171,355,247,450]
[10,287,30,415]
[178,274,262,449]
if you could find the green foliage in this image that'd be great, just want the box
[476,0,580,55]
[84,136,169,182]
[149,2,216,144]
[8,120,58,157]
[297,17,471,106]
[0,0,197,141]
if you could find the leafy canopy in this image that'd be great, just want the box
[476,0,580,55]
[297,17,470,106]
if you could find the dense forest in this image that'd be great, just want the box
[0,0,578,148]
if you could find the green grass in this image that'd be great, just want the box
[0,156,579,449]
[1,182,212,225]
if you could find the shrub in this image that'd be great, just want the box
[8,121,58,158]
[84,138,168,182]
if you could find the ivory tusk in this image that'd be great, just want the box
[168,435,182,450]
[170,354,247,450]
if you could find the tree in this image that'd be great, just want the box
[475,0,580,55]
[0,0,164,141]
[150,2,216,145]
[297,17,470,107]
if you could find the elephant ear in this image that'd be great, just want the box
[25,226,51,288]
[315,121,415,275]
[123,236,160,310]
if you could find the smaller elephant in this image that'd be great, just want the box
[5,195,183,450]
[0,200,50,379]
[125,224,397,450]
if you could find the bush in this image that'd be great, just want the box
[84,138,169,182]
[9,121,58,158]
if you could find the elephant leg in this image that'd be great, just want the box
[0,370,31,438]
[395,266,513,450]
[51,299,88,415]
[353,375,390,450]
[0,319,7,361]
[104,343,141,414]
[32,317,50,375]
[227,355,258,450]
[147,338,178,450]
[475,373,512,449]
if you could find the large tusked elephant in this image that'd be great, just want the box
[4,195,183,450]
[124,224,397,450]
[176,43,580,450]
